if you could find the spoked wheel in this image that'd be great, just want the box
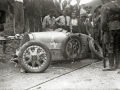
[62,35,82,59]
[89,40,103,59]
[19,41,51,73]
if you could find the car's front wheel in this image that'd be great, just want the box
[18,41,52,73]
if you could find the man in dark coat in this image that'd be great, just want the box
[65,0,73,17]
[74,0,81,18]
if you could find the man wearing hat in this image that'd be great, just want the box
[79,14,88,35]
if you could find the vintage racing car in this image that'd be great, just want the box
[12,30,103,73]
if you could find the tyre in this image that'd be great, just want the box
[89,40,103,59]
[18,41,52,73]
[62,35,82,59]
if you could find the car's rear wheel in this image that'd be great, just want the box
[19,41,51,73]
[89,40,103,60]
[62,35,82,59]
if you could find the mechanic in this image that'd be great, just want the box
[55,10,71,32]
[101,0,120,71]
[42,9,56,31]
[70,12,79,33]
[14,0,24,34]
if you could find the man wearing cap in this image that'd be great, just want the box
[101,0,120,71]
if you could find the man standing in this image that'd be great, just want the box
[14,0,24,34]
[24,0,43,32]
[65,0,73,17]
[56,0,63,17]
[32,0,42,32]
[63,0,67,9]
[101,0,120,71]
[74,0,81,18]
[93,5,102,44]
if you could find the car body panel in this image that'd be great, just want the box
[18,31,92,61]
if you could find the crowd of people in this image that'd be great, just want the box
[1,0,102,44]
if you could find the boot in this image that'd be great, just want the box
[103,53,116,71]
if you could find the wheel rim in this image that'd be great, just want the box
[66,39,80,58]
[22,45,47,69]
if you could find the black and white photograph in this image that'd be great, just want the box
[0,0,120,90]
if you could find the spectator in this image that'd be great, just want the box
[63,0,67,9]
[74,0,81,18]
[93,5,101,44]
[86,14,94,38]
[56,10,71,32]
[65,0,73,17]
[70,12,79,33]
[42,9,56,31]
[55,0,63,17]
[47,0,61,17]
[79,14,87,35]
[14,0,24,34]
[42,0,49,20]
[33,0,43,32]
[24,0,43,32]
[80,4,87,15]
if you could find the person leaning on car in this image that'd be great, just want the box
[42,9,56,31]
[55,10,71,32]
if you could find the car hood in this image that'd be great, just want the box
[21,31,69,49]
